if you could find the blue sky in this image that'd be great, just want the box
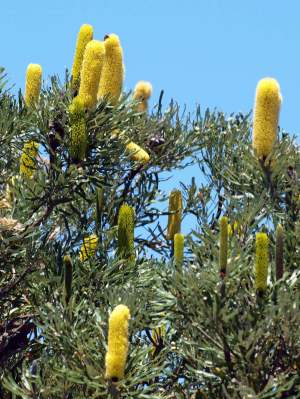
[1,0,299,136]
[1,0,299,233]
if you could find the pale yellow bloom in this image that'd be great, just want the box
[126,141,150,164]
[24,64,42,107]
[133,81,152,112]
[78,40,105,109]
[71,24,93,92]
[252,78,281,160]
[105,304,131,380]
[98,34,124,105]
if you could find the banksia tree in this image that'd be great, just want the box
[98,33,124,105]
[252,78,282,162]
[167,190,182,240]
[255,232,269,293]
[105,304,131,381]
[24,63,42,107]
[68,96,87,162]
[133,80,152,112]
[2,23,300,399]
[117,204,135,261]
[71,24,93,93]
[78,40,105,109]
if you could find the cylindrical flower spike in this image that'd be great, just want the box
[105,304,131,380]
[24,64,42,107]
[126,141,150,164]
[174,233,184,267]
[117,204,135,261]
[219,216,228,274]
[78,40,105,109]
[68,96,87,162]
[133,81,152,112]
[252,78,282,161]
[98,34,124,105]
[19,141,39,178]
[275,224,284,280]
[79,234,98,261]
[255,232,269,292]
[95,187,104,231]
[71,24,93,93]
[167,190,182,241]
[63,255,73,305]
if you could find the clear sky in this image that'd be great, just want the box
[1,0,299,136]
[1,0,299,233]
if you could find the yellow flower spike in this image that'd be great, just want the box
[167,190,182,241]
[174,233,184,266]
[78,40,105,109]
[19,141,39,178]
[252,78,282,161]
[68,96,87,162]
[79,234,98,261]
[219,216,228,274]
[133,81,153,112]
[105,304,131,381]
[24,64,42,107]
[255,232,269,292]
[71,24,93,93]
[98,34,124,105]
[126,141,150,164]
[117,203,135,261]
[227,224,233,238]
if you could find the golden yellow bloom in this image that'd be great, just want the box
[98,34,124,105]
[78,40,105,109]
[126,141,150,164]
[174,233,184,266]
[79,234,98,261]
[255,232,269,292]
[133,81,152,112]
[219,216,228,273]
[167,190,182,241]
[105,304,131,380]
[19,141,39,178]
[71,24,93,92]
[24,64,42,107]
[252,78,282,160]
[69,96,87,162]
